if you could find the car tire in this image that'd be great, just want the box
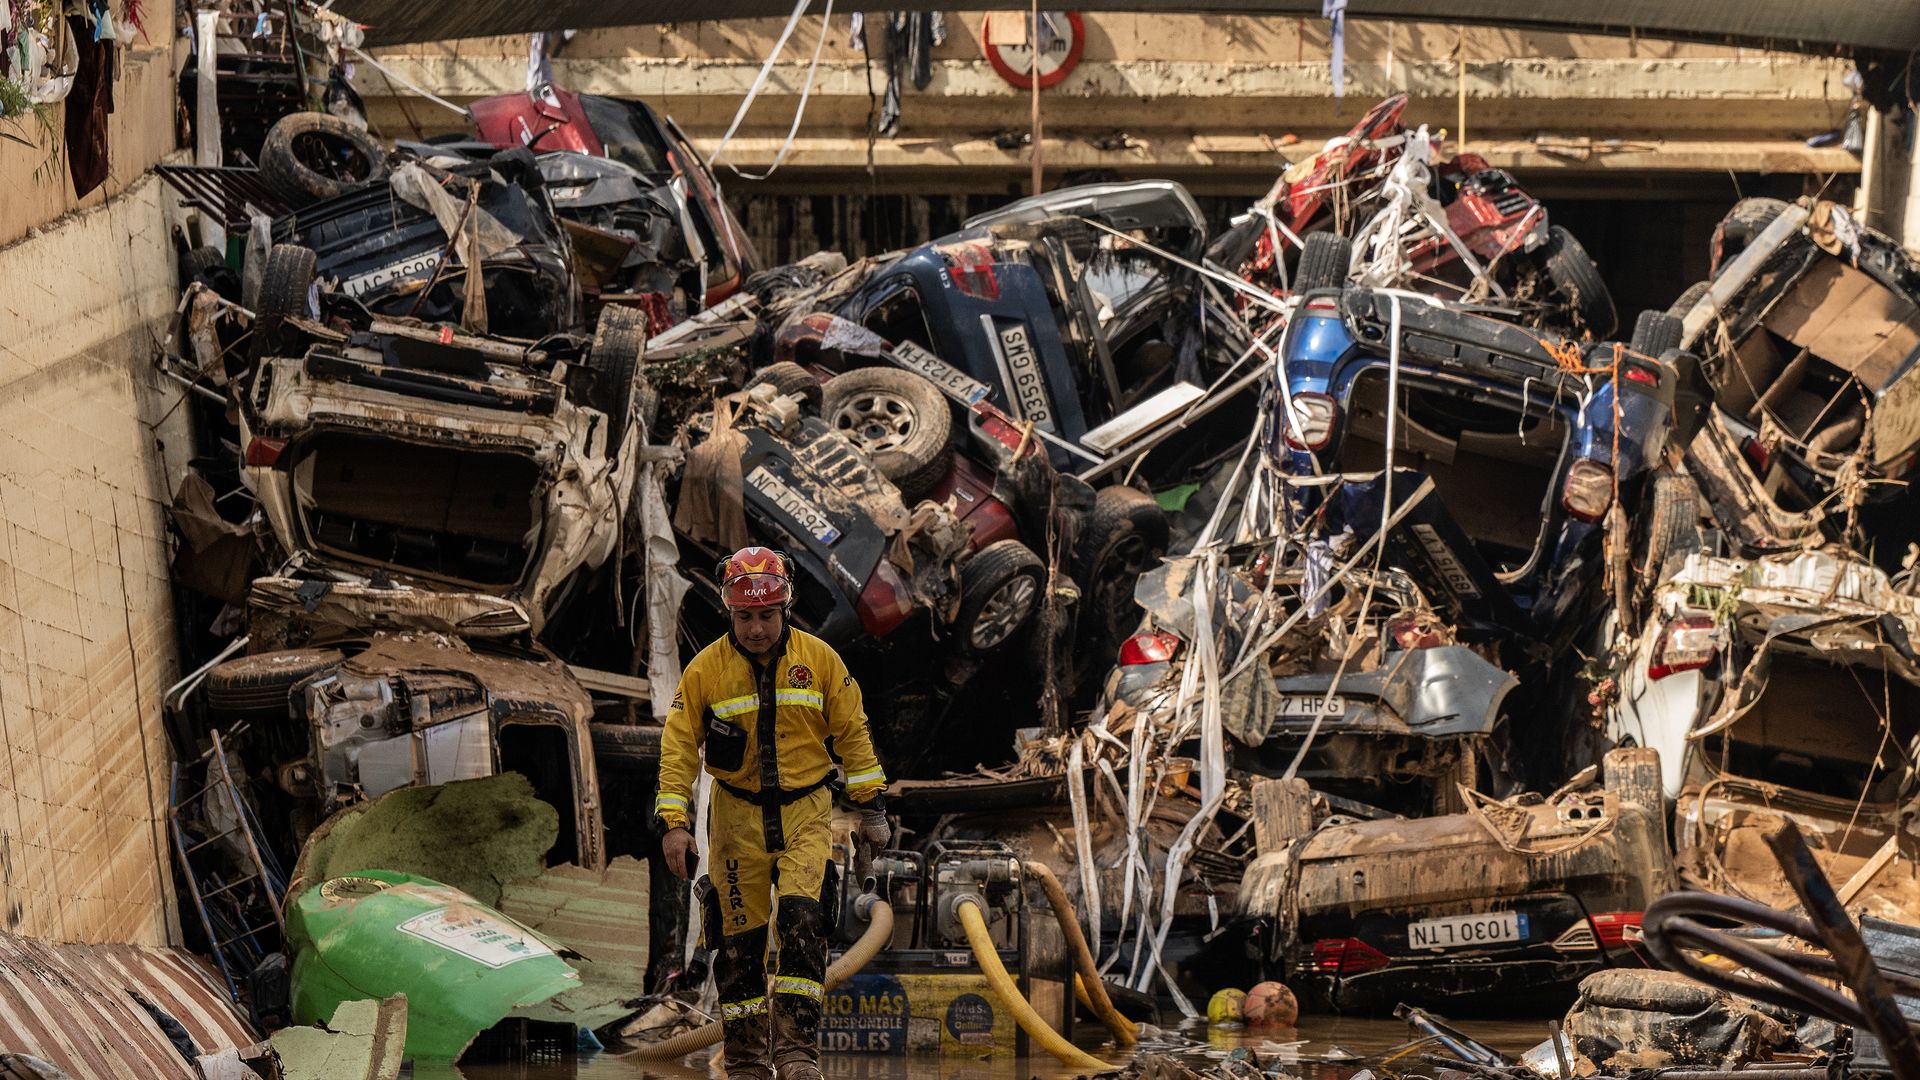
[259,112,389,204]
[1666,280,1711,323]
[252,243,317,360]
[1629,309,1683,359]
[1294,232,1352,293]
[747,361,824,412]
[205,648,344,721]
[1710,197,1789,275]
[1634,470,1702,615]
[588,305,650,451]
[954,540,1045,655]
[1541,225,1617,338]
[821,366,954,500]
[1074,485,1169,649]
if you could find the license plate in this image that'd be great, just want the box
[892,341,991,406]
[342,251,443,298]
[1408,911,1528,950]
[1274,693,1347,719]
[997,324,1055,430]
[747,465,842,545]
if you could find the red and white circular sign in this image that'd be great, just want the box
[981,11,1085,90]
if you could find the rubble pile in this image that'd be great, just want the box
[137,69,1920,1076]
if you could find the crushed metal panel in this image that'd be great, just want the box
[1763,257,1920,394]
[0,933,258,1078]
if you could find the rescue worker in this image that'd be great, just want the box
[654,546,891,1080]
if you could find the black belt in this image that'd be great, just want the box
[716,775,832,808]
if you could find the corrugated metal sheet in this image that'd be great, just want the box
[334,0,1919,51]
[0,933,258,1078]
[498,854,650,1029]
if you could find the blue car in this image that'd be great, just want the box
[1273,285,1693,640]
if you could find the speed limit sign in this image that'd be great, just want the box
[981,11,1085,90]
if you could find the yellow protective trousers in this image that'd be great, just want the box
[708,782,833,1079]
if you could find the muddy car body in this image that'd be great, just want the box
[1117,560,1516,814]
[1607,549,1920,920]
[1676,198,1920,522]
[1238,755,1670,1012]
[468,84,756,309]
[1276,288,1683,636]
[236,304,651,632]
[800,181,1257,486]
[270,154,578,339]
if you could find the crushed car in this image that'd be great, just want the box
[235,277,654,633]
[1116,554,1517,816]
[1237,749,1671,1013]
[1272,280,1706,638]
[1607,548,1920,924]
[1211,93,1616,336]
[1673,197,1920,551]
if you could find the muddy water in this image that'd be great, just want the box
[430,1016,1553,1079]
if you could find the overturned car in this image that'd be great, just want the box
[236,284,654,632]
[1608,548,1920,923]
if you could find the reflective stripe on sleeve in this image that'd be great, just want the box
[844,768,886,787]
[655,793,689,812]
[712,694,760,718]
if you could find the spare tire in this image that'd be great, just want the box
[954,540,1045,654]
[1541,225,1617,338]
[1294,232,1353,293]
[205,648,344,721]
[821,366,953,500]
[259,112,389,203]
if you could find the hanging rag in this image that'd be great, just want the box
[1323,0,1347,98]
[878,12,905,136]
[63,14,112,198]
[846,12,864,50]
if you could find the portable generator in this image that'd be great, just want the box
[823,839,1073,1059]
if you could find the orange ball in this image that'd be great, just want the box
[1242,981,1299,1028]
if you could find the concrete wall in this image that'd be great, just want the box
[0,170,190,946]
[0,5,180,247]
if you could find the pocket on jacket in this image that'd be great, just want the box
[704,711,748,772]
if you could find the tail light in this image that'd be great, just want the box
[945,243,1001,301]
[1589,912,1644,949]
[1388,620,1446,650]
[1310,937,1391,976]
[1282,392,1337,451]
[1303,297,1341,313]
[1560,458,1613,522]
[855,557,915,637]
[1120,630,1180,665]
[1648,615,1717,680]
[245,436,288,467]
[1622,365,1659,386]
[1741,436,1773,477]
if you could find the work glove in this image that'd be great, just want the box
[662,827,699,881]
[858,807,891,850]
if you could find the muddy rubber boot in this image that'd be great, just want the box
[722,1009,775,1080]
[772,995,823,1080]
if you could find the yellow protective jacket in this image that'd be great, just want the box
[654,626,887,831]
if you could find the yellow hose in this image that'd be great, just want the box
[1074,975,1140,1041]
[1024,860,1137,1045]
[619,898,895,1060]
[955,897,1115,1072]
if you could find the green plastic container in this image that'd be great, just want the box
[288,869,580,1060]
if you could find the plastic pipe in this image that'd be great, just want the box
[1024,860,1137,1045]
[620,895,895,1060]
[954,897,1115,1072]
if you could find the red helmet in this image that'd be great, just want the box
[720,546,793,610]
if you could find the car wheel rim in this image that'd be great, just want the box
[830,390,917,453]
[971,574,1037,650]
